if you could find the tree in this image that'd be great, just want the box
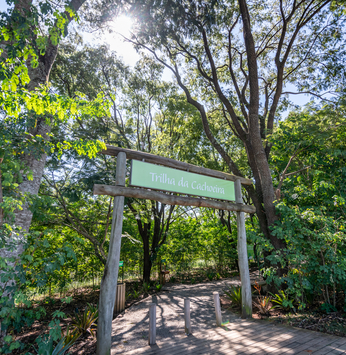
[114,0,346,272]
[49,43,213,282]
[2,0,88,234]
[0,3,109,344]
[261,105,346,306]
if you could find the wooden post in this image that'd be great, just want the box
[96,152,126,355]
[184,298,191,335]
[148,303,156,345]
[213,292,222,326]
[235,179,252,319]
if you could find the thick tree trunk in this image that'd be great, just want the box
[12,0,86,233]
[238,0,285,252]
[0,0,86,341]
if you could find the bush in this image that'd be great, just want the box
[224,286,242,307]
[71,305,98,338]
[253,296,272,315]
[270,290,295,312]
[255,203,346,311]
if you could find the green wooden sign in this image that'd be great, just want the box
[247,245,254,260]
[130,160,235,201]
[119,261,124,267]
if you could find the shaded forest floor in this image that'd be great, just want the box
[221,296,346,338]
[11,272,346,354]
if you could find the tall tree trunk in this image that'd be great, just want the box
[238,0,286,252]
[12,0,86,233]
[0,0,86,341]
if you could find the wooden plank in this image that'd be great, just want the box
[129,323,283,355]
[93,185,256,213]
[117,319,345,355]
[235,179,252,319]
[123,321,270,355]
[96,152,126,355]
[120,321,276,355]
[101,145,253,186]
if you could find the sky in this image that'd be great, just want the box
[84,16,140,68]
[0,0,310,113]
[87,16,173,81]
[0,0,9,12]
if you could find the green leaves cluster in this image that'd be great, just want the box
[258,106,346,309]
[267,203,346,310]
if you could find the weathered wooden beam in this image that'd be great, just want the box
[93,184,256,214]
[101,145,253,186]
[184,298,191,335]
[148,303,156,345]
[213,292,222,327]
[96,152,126,355]
[235,179,252,319]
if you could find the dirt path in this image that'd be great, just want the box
[111,275,259,354]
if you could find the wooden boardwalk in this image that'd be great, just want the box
[121,319,346,355]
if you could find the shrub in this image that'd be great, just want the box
[320,302,337,314]
[34,335,76,355]
[270,290,295,312]
[131,290,140,298]
[253,296,272,315]
[261,203,346,311]
[142,282,150,293]
[224,286,242,307]
[206,272,215,281]
[63,325,80,345]
[71,306,98,338]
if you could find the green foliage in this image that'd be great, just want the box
[63,325,81,347]
[131,290,140,299]
[142,282,150,293]
[71,306,98,338]
[0,226,78,353]
[224,286,242,308]
[253,296,272,315]
[34,334,76,355]
[86,303,99,319]
[206,272,215,281]
[264,202,346,310]
[270,291,295,312]
[320,303,338,314]
[159,209,238,279]
[155,283,163,292]
[247,108,346,310]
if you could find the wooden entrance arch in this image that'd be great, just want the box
[94,146,256,355]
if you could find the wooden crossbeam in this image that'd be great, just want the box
[93,184,256,213]
[101,145,253,186]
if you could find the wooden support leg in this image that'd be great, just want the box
[184,298,191,335]
[235,179,252,319]
[148,303,156,345]
[213,292,222,326]
[96,152,126,355]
